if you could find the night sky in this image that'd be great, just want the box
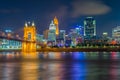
[0,0,120,36]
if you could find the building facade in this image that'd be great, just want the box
[54,16,59,36]
[112,26,120,43]
[48,21,56,43]
[84,17,96,38]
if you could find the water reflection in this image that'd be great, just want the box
[20,52,39,80]
[0,62,20,80]
[48,52,62,60]
[62,62,87,80]
[20,61,38,80]
[0,52,21,60]
[72,52,86,60]
[111,52,118,60]
[0,52,120,80]
[21,52,38,59]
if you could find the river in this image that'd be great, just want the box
[0,51,120,80]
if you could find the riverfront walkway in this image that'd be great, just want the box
[0,47,120,52]
[37,47,120,52]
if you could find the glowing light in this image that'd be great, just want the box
[54,16,59,36]
[25,22,28,27]
[22,21,36,52]
[20,60,38,80]
[32,21,35,26]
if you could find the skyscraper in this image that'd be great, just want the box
[84,17,96,38]
[54,16,59,36]
[48,20,56,42]
[112,26,120,43]
[43,29,49,39]
[59,30,65,40]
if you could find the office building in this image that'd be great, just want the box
[48,20,56,42]
[84,17,96,38]
[112,26,120,43]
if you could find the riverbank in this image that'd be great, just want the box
[37,47,120,52]
[1,47,120,52]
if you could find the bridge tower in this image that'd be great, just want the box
[22,22,36,52]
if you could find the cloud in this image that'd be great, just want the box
[71,0,111,17]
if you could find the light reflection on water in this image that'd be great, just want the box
[0,52,120,80]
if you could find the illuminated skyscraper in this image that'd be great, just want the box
[57,30,66,46]
[48,20,56,42]
[54,16,59,36]
[84,17,96,38]
[43,29,49,39]
[59,30,65,41]
[112,26,120,43]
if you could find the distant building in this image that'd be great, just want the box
[102,32,108,37]
[43,29,49,39]
[0,39,21,49]
[112,26,120,43]
[36,34,44,43]
[65,35,72,47]
[56,30,66,46]
[0,27,14,38]
[48,20,56,43]
[100,32,110,44]
[79,26,84,37]
[59,30,65,41]
[84,17,96,39]
[74,25,84,37]
[54,16,59,36]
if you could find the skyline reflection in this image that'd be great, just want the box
[0,52,120,80]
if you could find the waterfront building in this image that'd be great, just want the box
[102,32,108,38]
[0,27,14,38]
[84,17,97,44]
[48,21,56,46]
[75,25,84,43]
[84,17,96,38]
[79,26,84,37]
[65,35,72,47]
[36,34,44,43]
[59,30,65,41]
[112,26,120,43]
[0,39,21,49]
[69,29,78,46]
[69,28,83,46]
[54,16,59,36]
[57,30,66,47]
[43,29,49,39]
[5,29,14,38]
[73,25,84,37]
[100,32,109,44]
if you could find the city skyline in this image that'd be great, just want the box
[0,0,120,36]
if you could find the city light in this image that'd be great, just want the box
[0,16,120,52]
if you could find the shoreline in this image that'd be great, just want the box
[0,47,120,52]
[37,48,120,52]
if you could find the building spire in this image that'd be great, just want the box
[32,21,35,26]
[53,16,59,36]
[25,22,28,27]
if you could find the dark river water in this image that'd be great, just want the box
[0,51,120,80]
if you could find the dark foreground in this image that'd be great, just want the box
[0,51,120,80]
